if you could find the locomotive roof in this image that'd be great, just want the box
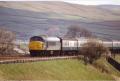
[30,36,60,41]
[42,37,60,41]
[62,37,89,40]
[31,36,120,42]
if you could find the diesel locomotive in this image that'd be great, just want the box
[29,36,120,56]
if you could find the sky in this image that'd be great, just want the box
[61,0,120,5]
[1,0,120,5]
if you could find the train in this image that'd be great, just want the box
[29,35,120,56]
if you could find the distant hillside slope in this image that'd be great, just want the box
[0,1,120,21]
[0,1,120,40]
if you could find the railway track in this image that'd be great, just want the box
[0,55,78,64]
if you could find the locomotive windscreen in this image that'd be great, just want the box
[30,36,44,42]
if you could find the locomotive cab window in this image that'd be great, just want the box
[30,36,44,41]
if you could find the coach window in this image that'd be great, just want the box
[68,42,69,46]
[64,42,67,46]
[74,42,77,46]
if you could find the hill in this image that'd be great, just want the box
[1,1,120,21]
[0,1,120,40]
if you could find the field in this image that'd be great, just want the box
[0,58,116,80]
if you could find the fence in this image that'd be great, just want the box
[107,57,120,71]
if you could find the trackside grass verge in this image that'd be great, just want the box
[0,59,114,80]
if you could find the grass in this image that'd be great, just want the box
[114,54,120,63]
[0,59,113,80]
[95,56,120,77]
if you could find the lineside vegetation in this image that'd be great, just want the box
[80,39,110,64]
[0,28,15,55]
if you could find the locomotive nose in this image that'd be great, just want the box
[29,36,45,56]
[29,41,44,50]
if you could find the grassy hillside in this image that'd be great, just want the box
[0,59,113,80]
[0,1,120,40]
[0,1,120,21]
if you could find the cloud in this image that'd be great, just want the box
[3,0,120,5]
[61,0,120,5]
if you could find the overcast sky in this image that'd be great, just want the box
[1,0,120,5]
[61,0,120,5]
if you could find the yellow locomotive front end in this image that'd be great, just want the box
[29,41,44,50]
[29,36,45,56]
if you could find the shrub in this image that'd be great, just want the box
[0,28,15,55]
[80,39,109,64]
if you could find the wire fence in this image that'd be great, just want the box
[107,57,120,71]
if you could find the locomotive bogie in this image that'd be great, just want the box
[30,50,61,56]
